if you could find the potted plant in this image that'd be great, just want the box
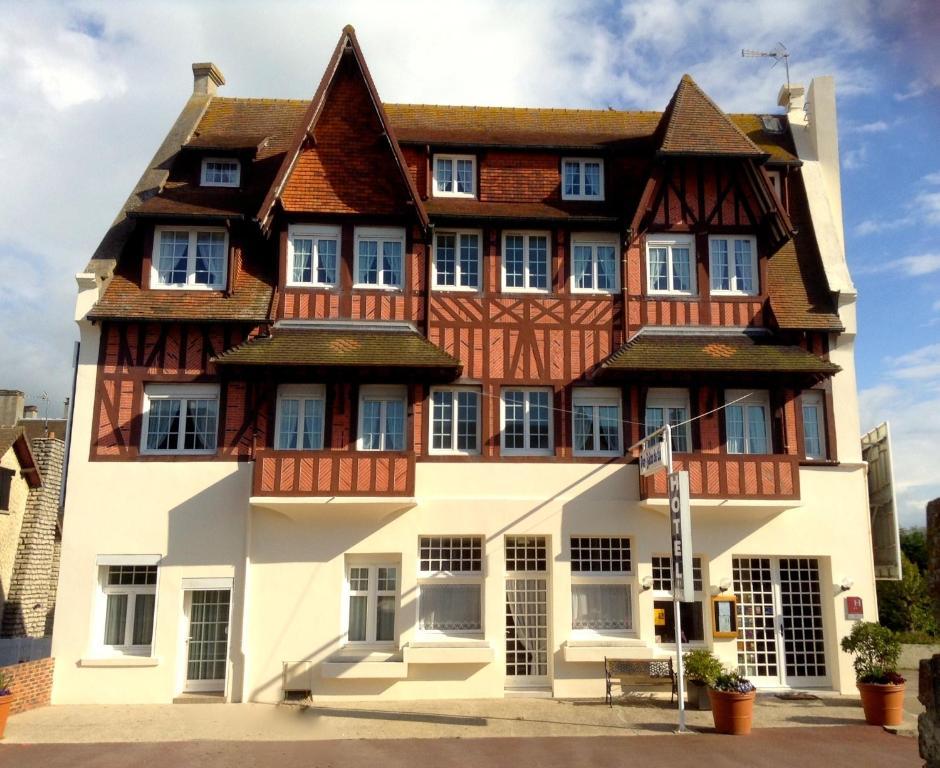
[0,670,14,739]
[840,621,906,726]
[708,670,757,735]
[683,649,722,710]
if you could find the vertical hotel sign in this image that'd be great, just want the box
[668,471,694,601]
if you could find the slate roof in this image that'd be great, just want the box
[213,325,461,370]
[600,332,840,375]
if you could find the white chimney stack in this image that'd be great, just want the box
[192,62,225,96]
[777,83,806,118]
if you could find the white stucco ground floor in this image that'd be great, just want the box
[50,461,877,704]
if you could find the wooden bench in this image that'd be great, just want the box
[604,657,676,706]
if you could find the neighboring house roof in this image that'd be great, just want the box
[213,324,461,372]
[599,332,840,375]
[657,75,765,157]
[0,427,42,489]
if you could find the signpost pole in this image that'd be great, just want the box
[666,424,688,733]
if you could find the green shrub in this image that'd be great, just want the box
[876,553,939,635]
[841,621,903,683]
[683,649,723,685]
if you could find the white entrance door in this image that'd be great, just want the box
[732,557,829,688]
[184,589,231,692]
[505,536,550,688]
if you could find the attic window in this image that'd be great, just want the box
[760,115,784,134]
[562,158,604,201]
[201,158,240,187]
[433,155,476,198]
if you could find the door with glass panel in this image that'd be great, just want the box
[346,565,397,644]
[184,589,231,692]
[505,536,550,687]
[733,557,828,688]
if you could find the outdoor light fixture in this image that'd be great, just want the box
[718,577,732,593]
[839,577,854,592]
[641,575,653,591]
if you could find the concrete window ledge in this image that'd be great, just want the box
[79,656,160,668]
[563,639,658,663]
[320,659,408,679]
[403,641,494,664]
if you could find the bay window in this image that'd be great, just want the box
[287,224,339,287]
[151,227,228,290]
[346,563,398,644]
[644,388,692,453]
[572,388,622,456]
[418,536,484,635]
[801,390,827,459]
[501,388,553,455]
[142,383,219,455]
[275,385,325,450]
[354,227,405,288]
[709,236,758,295]
[358,385,406,451]
[502,232,550,292]
[571,234,618,293]
[651,555,705,644]
[570,536,633,635]
[646,234,695,295]
[562,158,604,200]
[430,388,481,455]
[433,154,476,197]
[433,230,481,290]
[725,389,771,454]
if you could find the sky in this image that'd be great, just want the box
[0,0,937,527]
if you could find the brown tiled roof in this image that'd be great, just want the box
[133,184,249,219]
[601,333,841,375]
[729,114,799,164]
[768,171,843,330]
[601,332,840,375]
[181,133,271,152]
[191,99,308,160]
[214,325,461,370]
[426,198,619,223]
[0,426,41,488]
[658,75,765,157]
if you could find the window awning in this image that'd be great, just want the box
[213,323,461,380]
[598,331,840,378]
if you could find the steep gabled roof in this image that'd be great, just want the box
[658,75,765,157]
[257,25,428,231]
[0,427,42,489]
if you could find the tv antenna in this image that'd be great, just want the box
[742,43,790,88]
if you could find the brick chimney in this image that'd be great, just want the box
[192,62,225,96]
[0,389,25,427]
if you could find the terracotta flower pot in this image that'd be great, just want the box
[708,688,756,735]
[857,682,906,726]
[0,693,16,739]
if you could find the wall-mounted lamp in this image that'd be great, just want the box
[641,576,653,591]
[718,577,733,594]
[839,577,854,592]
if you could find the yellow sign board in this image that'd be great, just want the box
[654,608,666,626]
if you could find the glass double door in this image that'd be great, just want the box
[184,589,231,692]
[733,557,829,688]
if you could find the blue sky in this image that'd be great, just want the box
[0,0,936,526]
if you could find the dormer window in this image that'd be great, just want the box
[562,158,604,200]
[201,157,240,188]
[433,154,476,198]
[151,226,228,290]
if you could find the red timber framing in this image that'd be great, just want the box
[253,449,415,497]
[640,453,801,500]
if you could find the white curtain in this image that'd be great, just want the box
[419,584,481,631]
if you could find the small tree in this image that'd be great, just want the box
[841,621,903,683]
[876,552,939,635]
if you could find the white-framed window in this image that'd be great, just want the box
[151,227,228,290]
[571,233,619,293]
[287,224,339,287]
[562,158,604,200]
[646,234,695,295]
[501,388,553,456]
[645,388,692,453]
[99,564,158,655]
[142,383,219,455]
[275,384,325,450]
[651,555,705,644]
[433,154,476,198]
[417,536,484,636]
[709,236,759,295]
[354,227,405,289]
[429,387,481,455]
[200,157,240,187]
[345,562,398,644]
[432,230,481,290]
[725,389,771,454]
[572,388,622,456]
[358,385,406,451]
[801,390,827,460]
[570,536,633,635]
[502,231,550,292]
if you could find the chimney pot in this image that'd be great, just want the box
[192,62,225,96]
[23,405,39,419]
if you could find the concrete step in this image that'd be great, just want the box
[172,692,225,704]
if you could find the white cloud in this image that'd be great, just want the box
[854,253,940,276]
[842,146,868,170]
[845,119,890,133]
[894,79,929,101]
[924,172,940,185]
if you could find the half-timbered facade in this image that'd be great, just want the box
[53,27,873,703]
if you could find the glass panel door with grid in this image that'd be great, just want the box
[184,589,231,692]
[505,536,550,688]
[733,557,828,688]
